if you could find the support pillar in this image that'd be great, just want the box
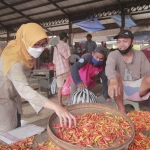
[7,29,9,42]
[69,20,73,46]
[120,7,125,31]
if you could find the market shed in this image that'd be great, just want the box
[0,0,150,44]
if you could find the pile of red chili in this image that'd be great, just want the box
[0,136,34,150]
[127,111,150,150]
[0,111,150,150]
[0,136,62,150]
[36,140,63,150]
[54,112,132,148]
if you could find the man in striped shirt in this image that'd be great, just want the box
[53,32,71,106]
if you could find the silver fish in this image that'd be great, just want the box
[89,91,96,103]
[72,90,79,104]
[82,89,86,103]
[77,90,83,103]
[85,89,89,102]
[70,89,97,105]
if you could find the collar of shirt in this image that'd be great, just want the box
[87,40,93,43]
[59,40,65,44]
[119,49,135,64]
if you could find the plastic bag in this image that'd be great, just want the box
[42,62,54,70]
[61,76,71,96]
[47,62,54,70]
[49,77,57,94]
[69,89,97,105]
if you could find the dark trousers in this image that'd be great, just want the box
[17,112,21,128]
[100,69,110,100]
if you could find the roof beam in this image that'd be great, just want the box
[116,0,125,28]
[63,0,104,8]
[69,0,149,21]
[0,0,101,18]
[0,22,7,29]
[0,0,67,18]
[0,0,53,35]
[0,0,149,29]
[116,0,122,6]
[2,1,150,26]
[0,0,34,10]
[18,0,66,12]
[1,18,150,39]
[1,17,23,23]
[0,0,106,23]
[48,0,69,17]
[0,0,66,10]
[0,1,35,21]
[0,15,68,33]
[0,0,148,20]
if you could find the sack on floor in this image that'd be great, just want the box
[69,89,97,105]
[48,77,58,94]
[61,76,71,96]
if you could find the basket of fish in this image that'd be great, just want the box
[69,89,97,105]
[47,103,135,150]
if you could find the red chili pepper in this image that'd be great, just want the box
[53,112,132,148]
[1,111,149,150]
[127,111,150,150]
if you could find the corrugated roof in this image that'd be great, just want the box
[31,11,63,20]
[60,0,119,13]
[4,18,28,25]
[0,0,150,37]
[0,8,13,15]
[120,0,132,2]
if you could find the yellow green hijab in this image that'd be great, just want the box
[1,23,48,76]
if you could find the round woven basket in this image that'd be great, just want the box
[47,103,135,150]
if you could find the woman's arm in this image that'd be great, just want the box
[7,62,76,127]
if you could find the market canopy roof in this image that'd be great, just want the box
[0,0,150,40]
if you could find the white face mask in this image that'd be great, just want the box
[27,47,44,58]
[22,38,44,58]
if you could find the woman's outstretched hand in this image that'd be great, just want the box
[43,101,76,128]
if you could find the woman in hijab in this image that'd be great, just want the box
[0,23,76,133]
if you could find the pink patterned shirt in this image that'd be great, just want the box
[53,41,71,76]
